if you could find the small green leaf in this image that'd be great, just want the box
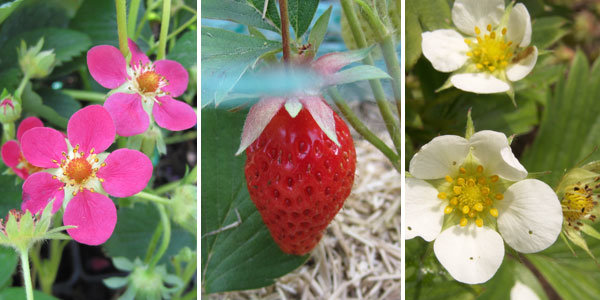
[307,6,332,55]
[201,0,280,33]
[103,277,129,289]
[201,107,308,293]
[201,27,280,106]
[247,0,281,29]
[288,0,319,39]
[0,0,23,26]
[112,257,134,271]
[328,65,391,86]
[407,0,451,31]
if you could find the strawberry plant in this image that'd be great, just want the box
[202,0,400,296]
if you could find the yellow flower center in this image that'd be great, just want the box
[562,183,598,228]
[438,164,503,227]
[65,157,93,183]
[137,71,161,93]
[51,145,107,196]
[465,24,514,72]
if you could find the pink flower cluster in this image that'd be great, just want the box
[20,105,153,245]
[87,39,196,136]
[1,117,44,179]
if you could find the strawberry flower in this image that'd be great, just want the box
[406,130,562,284]
[87,39,196,137]
[1,117,44,179]
[20,105,153,245]
[421,0,537,94]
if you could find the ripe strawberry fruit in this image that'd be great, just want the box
[244,102,356,255]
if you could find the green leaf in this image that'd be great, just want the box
[521,51,600,186]
[201,107,308,293]
[201,27,280,106]
[103,202,195,265]
[0,246,17,288]
[37,88,81,120]
[166,30,196,69]
[0,0,23,26]
[531,16,568,50]
[329,65,391,86]
[287,0,318,39]
[0,68,21,92]
[0,164,21,217]
[307,6,332,55]
[247,0,281,29]
[0,28,91,69]
[406,0,451,31]
[21,83,67,129]
[405,2,422,70]
[0,288,59,300]
[201,0,280,33]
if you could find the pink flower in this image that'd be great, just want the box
[1,117,44,179]
[86,39,196,137]
[20,105,153,245]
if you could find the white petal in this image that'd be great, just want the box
[409,135,469,179]
[421,30,469,73]
[507,46,538,82]
[452,0,505,36]
[406,178,444,241]
[434,224,504,284]
[300,96,340,146]
[236,97,286,155]
[507,3,532,47]
[511,281,541,300]
[469,130,527,181]
[497,179,563,253]
[450,73,510,93]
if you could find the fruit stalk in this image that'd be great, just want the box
[115,0,129,57]
[278,0,291,63]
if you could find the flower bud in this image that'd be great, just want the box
[0,91,21,123]
[18,38,56,79]
[169,185,197,235]
[104,258,183,298]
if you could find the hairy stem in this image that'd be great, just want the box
[21,251,34,300]
[157,0,172,59]
[115,0,129,57]
[278,0,291,63]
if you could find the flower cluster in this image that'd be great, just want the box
[421,0,537,94]
[407,129,562,284]
[87,39,196,137]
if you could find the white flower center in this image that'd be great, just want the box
[51,144,107,196]
[465,24,514,72]
[438,164,503,227]
[562,182,598,229]
[126,63,168,104]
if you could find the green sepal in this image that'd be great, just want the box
[465,108,475,139]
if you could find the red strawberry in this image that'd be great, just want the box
[244,99,356,255]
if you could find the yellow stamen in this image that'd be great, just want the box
[462,205,470,214]
[495,193,504,200]
[453,186,462,194]
[438,192,448,199]
[476,218,483,227]
[444,206,454,214]
[474,203,484,212]
[490,175,499,182]
[445,175,454,183]
[490,208,499,217]
[460,218,468,227]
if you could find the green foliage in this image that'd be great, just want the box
[287,0,318,39]
[37,88,82,120]
[201,0,280,33]
[103,201,196,265]
[0,0,23,26]
[405,2,422,70]
[167,30,197,69]
[307,6,332,55]
[0,165,22,217]
[0,247,17,288]
[201,26,280,105]
[21,83,67,129]
[0,287,59,300]
[531,16,568,50]
[201,107,308,293]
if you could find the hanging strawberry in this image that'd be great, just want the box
[236,48,387,255]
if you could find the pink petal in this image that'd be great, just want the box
[152,96,197,131]
[154,60,189,97]
[21,127,67,168]
[97,149,153,197]
[87,45,128,89]
[235,97,285,155]
[128,39,150,68]
[22,172,64,214]
[16,116,43,142]
[68,105,115,154]
[104,93,149,137]
[63,190,116,245]
[1,140,20,167]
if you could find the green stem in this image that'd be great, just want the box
[61,89,106,102]
[144,224,163,263]
[153,181,181,195]
[2,122,15,144]
[181,4,196,14]
[354,0,387,40]
[135,0,162,40]
[157,0,172,60]
[380,35,401,116]
[128,0,142,38]
[278,0,291,63]
[339,0,401,155]
[148,203,171,269]
[15,74,30,100]
[133,191,171,205]
[116,0,129,57]
[148,15,197,53]
[173,258,197,299]
[328,87,401,172]
[20,251,34,300]
[164,131,197,144]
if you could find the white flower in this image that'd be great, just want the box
[406,130,562,284]
[421,0,537,94]
[510,281,540,300]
